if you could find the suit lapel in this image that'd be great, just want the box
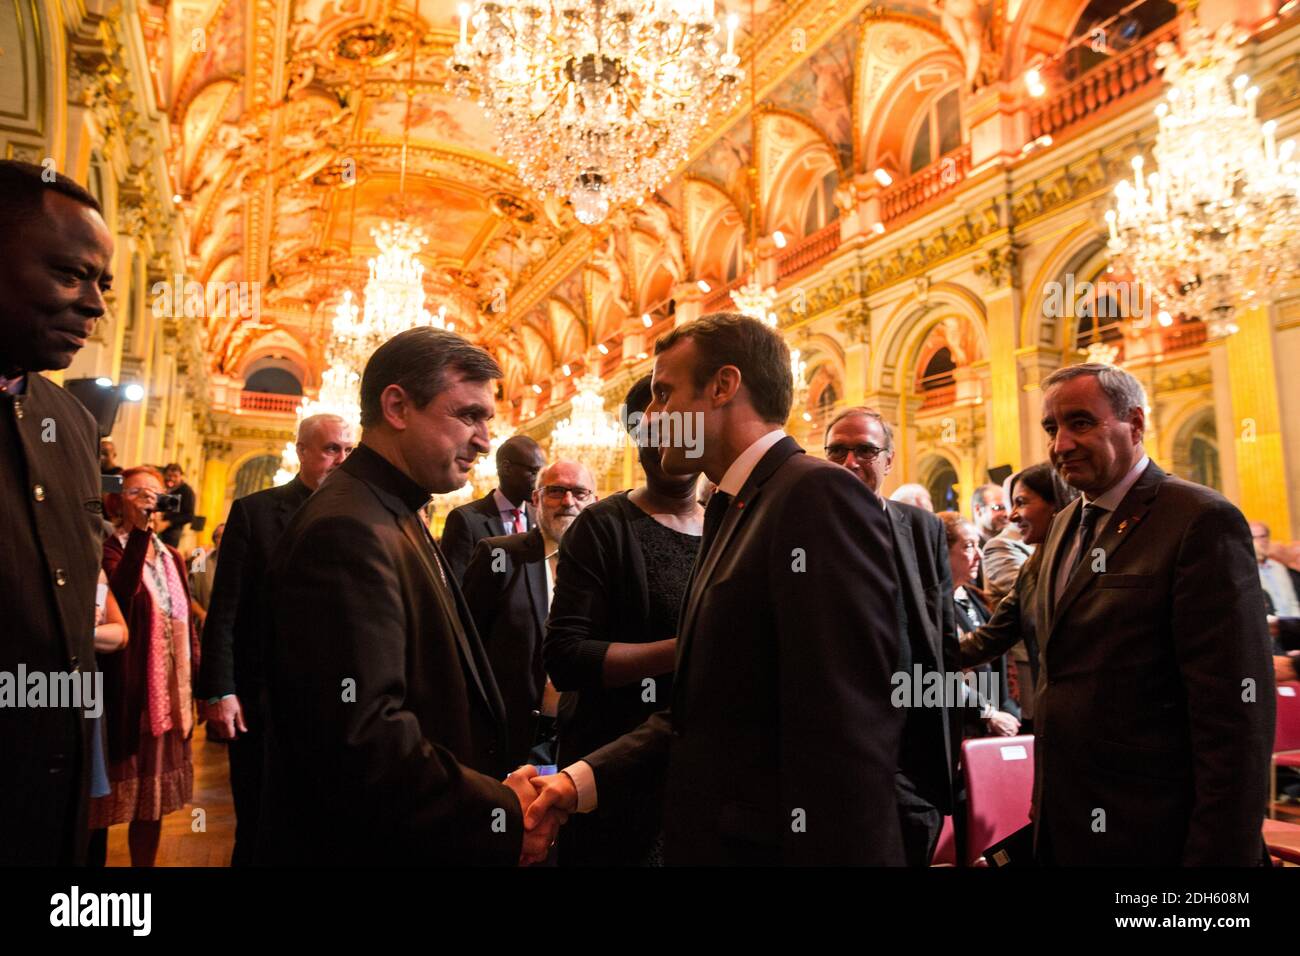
[674,438,803,714]
[1047,461,1165,640]
[888,503,939,665]
[519,528,549,638]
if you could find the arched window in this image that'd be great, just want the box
[919,347,956,391]
[923,458,960,512]
[815,381,839,421]
[1174,409,1221,492]
[800,169,840,236]
[245,367,303,395]
[233,455,280,500]
[1074,296,1125,353]
[908,87,962,174]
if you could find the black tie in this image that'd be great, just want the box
[1067,503,1104,583]
[701,489,733,559]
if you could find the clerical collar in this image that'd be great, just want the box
[345,442,432,514]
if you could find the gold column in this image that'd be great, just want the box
[984,288,1023,473]
[197,442,233,547]
[1224,304,1292,536]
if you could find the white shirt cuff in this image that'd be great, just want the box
[562,760,598,813]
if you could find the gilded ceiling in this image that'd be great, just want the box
[143,0,1078,417]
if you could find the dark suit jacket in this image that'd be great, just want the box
[583,436,905,865]
[461,526,550,768]
[264,443,521,865]
[886,499,959,813]
[198,476,312,717]
[0,374,101,865]
[441,491,535,584]
[159,480,196,549]
[960,461,1274,865]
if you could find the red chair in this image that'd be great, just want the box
[1264,818,1300,865]
[1272,682,1300,819]
[961,734,1035,866]
[930,815,957,866]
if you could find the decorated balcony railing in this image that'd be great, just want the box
[1028,23,1178,143]
[238,390,302,415]
[777,220,843,279]
[879,144,972,225]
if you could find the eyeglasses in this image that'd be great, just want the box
[541,485,592,502]
[986,503,1007,513]
[502,460,542,476]
[824,443,888,464]
[122,488,158,500]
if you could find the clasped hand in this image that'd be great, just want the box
[503,765,580,865]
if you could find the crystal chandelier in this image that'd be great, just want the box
[731,275,779,326]
[449,0,743,224]
[550,373,625,476]
[350,221,450,358]
[1105,18,1300,340]
[1084,340,1121,367]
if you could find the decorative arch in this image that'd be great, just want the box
[916,450,962,512]
[866,51,966,178]
[1021,223,1107,350]
[872,282,990,394]
[855,14,952,174]
[683,177,743,284]
[757,110,842,237]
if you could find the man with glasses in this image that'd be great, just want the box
[441,434,545,582]
[824,407,959,866]
[969,482,1009,591]
[462,461,597,768]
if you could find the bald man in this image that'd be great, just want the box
[198,412,354,865]
[461,460,598,767]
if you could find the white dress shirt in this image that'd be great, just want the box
[561,428,788,812]
[1053,453,1149,606]
[1260,558,1300,618]
[493,487,528,534]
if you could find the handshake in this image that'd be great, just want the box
[502,765,581,865]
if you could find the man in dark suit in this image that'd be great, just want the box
[824,406,958,866]
[960,362,1274,865]
[525,313,904,865]
[461,459,597,767]
[0,160,113,865]
[197,412,354,865]
[265,326,547,865]
[158,463,197,549]
[441,435,544,582]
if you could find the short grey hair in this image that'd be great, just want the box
[1041,362,1147,418]
[298,413,350,444]
[824,405,895,451]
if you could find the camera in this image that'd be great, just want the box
[153,493,182,513]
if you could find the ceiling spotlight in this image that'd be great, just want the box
[1025,68,1046,98]
[562,364,572,376]
[172,194,183,204]
[124,383,145,402]
[1157,310,1173,327]
[773,231,787,249]
[872,222,886,235]
[597,343,609,355]
[873,168,893,187]
[697,279,712,293]
[95,377,113,388]
[636,351,648,360]
[531,383,543,394]
[642,313,653,327]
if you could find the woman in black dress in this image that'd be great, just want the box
[543,374,703,865]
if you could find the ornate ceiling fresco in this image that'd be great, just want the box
[145,0,1055,419]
